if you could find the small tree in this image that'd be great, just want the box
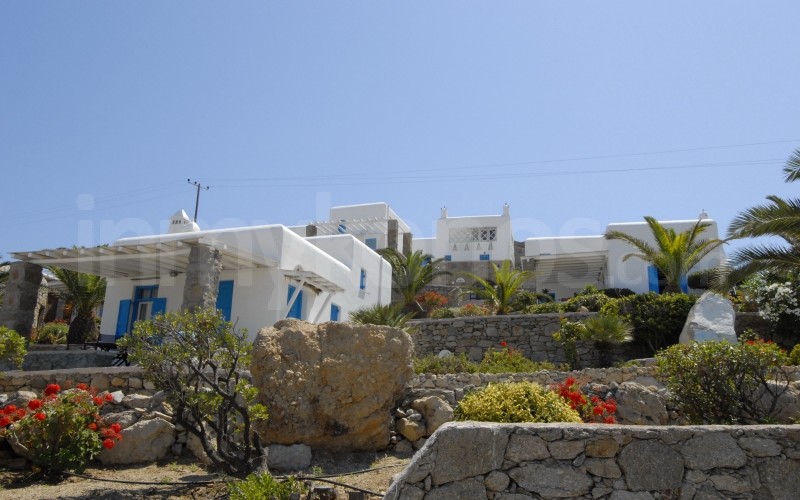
[118,308,268,477]
[379,249,450,314]
[349,303,416,332]
[46,266,106,344]
[580,314,633,367]
[463,261,534,315]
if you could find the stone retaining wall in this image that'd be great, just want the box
[0,346,119,372]
[0,366,153,394]
[385,422,800,499]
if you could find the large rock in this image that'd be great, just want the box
[411,396,454,436]
[251,319,415,451]
[618,440,684,491]
[99,417,176,465]
[614,382,669,425]
[679,292,737,344]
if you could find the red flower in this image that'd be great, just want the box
[87,423,97,431]
[2,405,17,415]
[110,423,122,433]
[93,396,104,406]
[564,377,576,386]
[104,393,114,402]
[592,406,604,416]
[603,416,616,424]
[102,438,115,449]
[0,416,10,427]
[27,399,42,411]
[76,383,89,391]
[44,384,61,396]
[33,412,46,421]
[500,341,508,347]
[16,409,26,419]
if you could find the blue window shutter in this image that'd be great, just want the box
[330,304,341,321]
[680,274,689,293]
[365,238,377,250]
[480,254,490,261]
[287,285,303,319]
[444,255,452,262]
[115,300,132,339]
[216,280,234,321]
[360,269,367,290]
[647,265,660,293]
[151,298,167,317]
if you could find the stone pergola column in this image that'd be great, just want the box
[181,245,222,311]
[387,219,399,251]
[305,224,318,237]
[0,262,43,339]
[402,232,413,255]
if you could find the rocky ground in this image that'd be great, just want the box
[0,451,411,499]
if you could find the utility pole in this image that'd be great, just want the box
[187,179,210,222]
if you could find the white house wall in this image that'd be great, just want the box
[419,209,515,263]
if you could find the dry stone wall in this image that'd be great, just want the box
[410,313,633,367]
[385,422,800,499]
[0,366,154,394]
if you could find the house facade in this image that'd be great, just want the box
[523,215,727,299]
[12,210,392,340]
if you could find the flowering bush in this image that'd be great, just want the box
[456,303,491,317]
[552,377,617,424]
[455,381,581,423]
[416,291,448,313]
[0,383,122,473]
[429,307,455,319]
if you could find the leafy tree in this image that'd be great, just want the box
[463,260,534,315]
[720,149,800,288]
[46,267,106,344]
[349,303,416,332]
[118,308,268,477]
[580,314,633,367]
[605,216,723,293]
[379,249,450,314]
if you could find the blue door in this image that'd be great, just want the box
[330,304,341,321]
[647,265,660,293]
[287,285,303,319]
[115,300,132,339]
[216,280,234,321]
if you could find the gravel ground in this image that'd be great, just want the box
[0,451,412,499]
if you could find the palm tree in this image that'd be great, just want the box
[46,266,106,344]
[349,303,416,333]
[379,249,450,314]
[463,260,534,315]
[719,149,800,287]
[605,217,723,293]
[580,314,633,368]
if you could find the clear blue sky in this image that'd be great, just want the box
[2,2,800,258]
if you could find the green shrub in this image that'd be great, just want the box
[600,288,635,298]
[429,307,455,319]
[510,290,553,311]
[789,344,800,366]
[525,301,565,314]
[479,343,559,373]
[581,314,634,367]
[119,308,268,476]
[35,321,68,344]
[413,352,478,374]
[455,382,582,423]
[349,304,417,332]
[656,340,790,424]
[228,473,305,500]
[552,319,585,370]
[0,327,27,369]
[564,293,613,312]
[601,292,696,355]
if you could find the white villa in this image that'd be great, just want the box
[523,213,727,299]
[412,204,515,264]
[12,210,392,341]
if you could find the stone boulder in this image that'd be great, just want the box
[679,292,737,344]
[251,319,415,451]
[99,417,176,465]
[411,396,454,436]
[614,382,669,425]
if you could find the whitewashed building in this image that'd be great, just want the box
[523,214,727,300]
[12,210,392,341]
[290,202,413,254]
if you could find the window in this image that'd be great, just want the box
[479,254,490,261]
[444,255,452,262]
[360,269,367,290]
[330,304,341,321]
[117,285,165,339]
[216,280,234,321]
[449,226,498,244]
[365,238,377,250]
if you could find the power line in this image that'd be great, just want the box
[187,179,210,222]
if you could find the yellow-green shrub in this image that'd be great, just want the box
[455,382,582,423]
